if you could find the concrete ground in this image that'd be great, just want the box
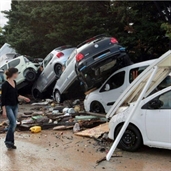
[0,105,171,171]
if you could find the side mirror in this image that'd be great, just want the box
[104,84,110,91]
[149,99,163,109]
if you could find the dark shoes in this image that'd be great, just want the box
[6,144,17,149]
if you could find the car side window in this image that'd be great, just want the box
[142,90,171,109]
[0,72,5,83]
[43,53,53,68]
[8,59,20,68]
[1,64,7,71]
[129,66,148,83]
[100,71,125,92]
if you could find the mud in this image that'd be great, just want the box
[0,105,171,171]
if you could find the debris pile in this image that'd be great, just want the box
[14,99,108,137]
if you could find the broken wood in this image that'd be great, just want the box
[75,122,109,138]
[53,125,73,130]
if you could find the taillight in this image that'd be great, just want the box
[110,37,118,44]
[76,53,84,62]
[56,52,64,58]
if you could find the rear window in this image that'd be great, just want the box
[9,59,20,68]
[129,66,148,83]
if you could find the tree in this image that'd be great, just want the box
[3,1,111,58]
[109,1,170,62]
[0,27,5,47]
[2,1,170,61]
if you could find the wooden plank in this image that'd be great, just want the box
[75,122,109,138]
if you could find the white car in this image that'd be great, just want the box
[0,56,38,89]
[84,60,155,113]
[107,50,171,152]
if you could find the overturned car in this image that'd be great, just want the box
[53,35,132,103]
[32,45,76,99]
[75,35,132,91]
[0,55,39,89]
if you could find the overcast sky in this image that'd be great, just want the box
[0,0,11,27]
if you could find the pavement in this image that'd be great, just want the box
[0,105,171,171]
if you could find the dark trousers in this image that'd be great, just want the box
[5,105,18,145]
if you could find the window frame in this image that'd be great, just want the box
[100,71,125,92]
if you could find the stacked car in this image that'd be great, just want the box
[0,55,39,89]
[53,35,132,103]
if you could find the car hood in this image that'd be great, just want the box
[106,50,171,118]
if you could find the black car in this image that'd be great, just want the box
[0,70,5,112]
[75,35,132,91]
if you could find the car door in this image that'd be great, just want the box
[99,71,126,111]
[40,53,54,89]
[143,90,171,146]
[57,57,77,94]
[8,58,24,84]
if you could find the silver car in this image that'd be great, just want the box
[32,45,76,99]
[53,49,78,103]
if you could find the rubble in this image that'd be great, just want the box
[75,123,109,138]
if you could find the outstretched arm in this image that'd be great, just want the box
[18,95,30,102]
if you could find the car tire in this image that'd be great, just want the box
[115,124,143,152]
[90,101,105,114]
[54,64,62,78]
[32,89,43,100]
[24,69,37,82]
[55,90,61,103]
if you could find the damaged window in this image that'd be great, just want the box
[1,64,7,71]
[100,71,125,92]
[129,66,148,83]
[9,59,20,68]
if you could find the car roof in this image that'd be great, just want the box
[54,45,73,51]
[107,50,171,118]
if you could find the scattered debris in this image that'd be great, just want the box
[30,126,42,133]
[31,101,49,106]
[73,123,81,133]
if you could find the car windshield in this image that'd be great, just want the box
[0,72,5,84]
[43,53,53,68]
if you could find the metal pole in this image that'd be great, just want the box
[106,66,158,161]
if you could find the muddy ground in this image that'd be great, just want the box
[0,104,171,171]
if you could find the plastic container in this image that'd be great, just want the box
[30,126,41,133]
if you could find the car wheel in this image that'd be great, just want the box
[32,89,42,99]
[90,101,105,113]
[55,90,61,103]
[25,69,36,82]
[54,64,62,78]
[115,124,143,152]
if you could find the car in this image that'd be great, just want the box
[53,49,78,103]
[0,69,5,111]
[0,56,38,89]
[84,60,155,113]
[107,50,171,152]
[53,35,132,103]
[32,45,76,99]
[75,34,132,91]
